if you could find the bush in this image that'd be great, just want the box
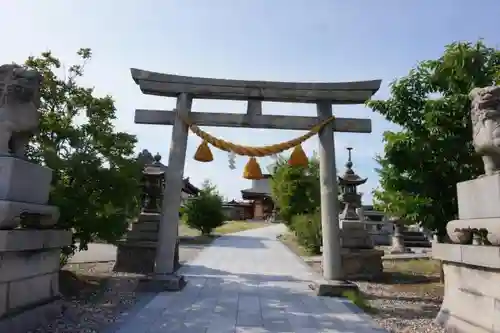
[182,180,225,235]
[292,211,322,255]
[270,155,320,229]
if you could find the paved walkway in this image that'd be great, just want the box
[113,224,386,333]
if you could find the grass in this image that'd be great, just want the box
[277,232,313,256]
[382,259,443,294]
[178,220,270,245]
[341,290,375,313]
[214,220,270,234]
[179,219,270,236]
[384,258,441,276]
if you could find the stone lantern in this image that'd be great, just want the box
[335,147,384,280]
[388,216,410,254]
[141,154,166,213]
[115,152,180,274]
[338,147,368,221]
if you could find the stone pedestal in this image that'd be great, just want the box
[340,248,384,279]
[0,157,53,205]
[338,220,384,279]
[447,174,500,245]
[315,245,383,294]
[340,220,374,249]
[0,229,72,332]
[114,212,180,275]
[433,244,500,332]
[0,158,59,230]
[456,174,500,220]
[433,174,500,332]
[0,157,71,332]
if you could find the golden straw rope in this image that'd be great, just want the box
[181,116,335,157]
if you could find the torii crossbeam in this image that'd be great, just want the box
[131,68,381,287]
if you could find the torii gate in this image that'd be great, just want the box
[131,69,381,285]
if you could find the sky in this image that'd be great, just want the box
[2,0,500,204]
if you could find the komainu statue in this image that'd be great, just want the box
[0,64,42,158]
[470,86,500,176]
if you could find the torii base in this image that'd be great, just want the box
[311,279,358,297]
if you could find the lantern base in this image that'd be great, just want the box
[114,241,157,274]
[114,212,181,274]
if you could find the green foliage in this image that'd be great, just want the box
[183,180,225,235]
[368,40,500,235]
[270,154,320,228]
[24,49,142,255]
[291,211,322,255]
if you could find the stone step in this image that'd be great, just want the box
[402,230,431,248]
[402,230,427,237]
[131,221,160,232]
[125,230,159,242]
[404,241,431,248]
[403,236,431,242]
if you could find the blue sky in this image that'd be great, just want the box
[2,0,499,203]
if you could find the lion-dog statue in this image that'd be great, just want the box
[470,86,500,176]
[0,64,42,158]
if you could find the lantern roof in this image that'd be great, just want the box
[337,147,367,186]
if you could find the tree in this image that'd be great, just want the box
[368,40,500,236]
[24,49,142,255]
[183,180,225,235]
[270,154,320,228]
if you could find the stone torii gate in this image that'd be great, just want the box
[131,69,381,288]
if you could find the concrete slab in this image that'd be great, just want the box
[111,224,386,333]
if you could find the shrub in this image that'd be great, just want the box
[292,211,322,255]
[182,180,225,235]
[270,155,320,229]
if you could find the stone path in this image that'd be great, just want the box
[112,224,386,333]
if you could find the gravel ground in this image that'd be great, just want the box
[308,260,445,333]
[356,281,444,333]
[29,245,205,333]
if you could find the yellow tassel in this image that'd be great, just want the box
[288,145,309,167]
[243,157,263,180]
[194,140,214,162]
